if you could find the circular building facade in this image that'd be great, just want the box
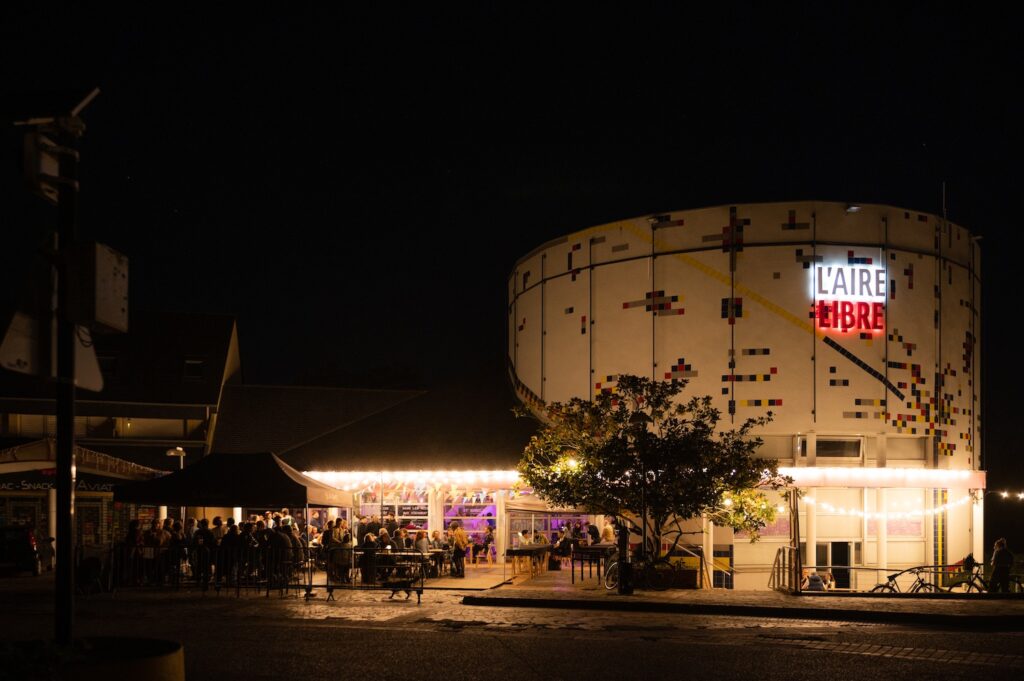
[508,201,983,588]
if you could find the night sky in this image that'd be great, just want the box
[2,6,1022,502]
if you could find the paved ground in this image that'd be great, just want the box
[480,569,1024,626]
[3,569,1024,679]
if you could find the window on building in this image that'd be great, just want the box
[798,437,862,459]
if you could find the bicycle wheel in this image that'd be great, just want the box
[870,583,896,593]
[965,578,985,593]
[913,582,940,593]
[604,562,619,591]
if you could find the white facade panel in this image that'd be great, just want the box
[652,251,730,408]
[513,285,543,402]
[591,259,656,392]
[542,271,591,404]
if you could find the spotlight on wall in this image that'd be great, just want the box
[845,204,861,213]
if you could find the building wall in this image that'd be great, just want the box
[510,202,982,588]
[509,201,980,469]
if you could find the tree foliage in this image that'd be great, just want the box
[517,376,792,553]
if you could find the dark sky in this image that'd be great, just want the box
[2,5,1022,491]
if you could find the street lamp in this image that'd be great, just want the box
[166,447,186,520]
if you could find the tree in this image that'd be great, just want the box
[517,375,791,556]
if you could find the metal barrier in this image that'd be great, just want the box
[797,563,979,593]
[95,543,430,602]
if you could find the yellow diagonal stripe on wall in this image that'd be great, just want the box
[615,222,821,338]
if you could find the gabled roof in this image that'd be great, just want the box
[114,452,348,507]
[212,384,422,454]
[280,378,539,472]
[0,311,238,412]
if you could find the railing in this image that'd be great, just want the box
[769,545,801,593]
[794,563,1009,593]
[91,543,433,602]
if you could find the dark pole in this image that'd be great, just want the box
[54,116,81,646]
[640,457,646,561]
[616,514,633,595]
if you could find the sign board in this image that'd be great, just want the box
[811,263,886,333]
[0,311,104,392]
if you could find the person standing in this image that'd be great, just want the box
[990,538,1014,593]
[600,517,616,544]
[384,512,399,537]
[449,521,469,577]
[366,515,382,538]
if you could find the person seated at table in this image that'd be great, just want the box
[533,530,549,545]
[414,530,431,554]
[801,569,826,591]
[377,529,396,550]
[517,529,533,546]
[393,528,412,550]
[472,526,495,564]
[429,530,445,549]
[553,527,572,558]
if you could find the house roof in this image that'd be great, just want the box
[280,378,539,472]
[212,384,422,454]
[114,452,348,507]
[0,311,238,412]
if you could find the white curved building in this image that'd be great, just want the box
[508,201,985,589]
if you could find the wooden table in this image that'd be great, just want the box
[506,545,551,576]
[571,544,616,585]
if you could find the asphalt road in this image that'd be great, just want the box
[1,577,1021,680]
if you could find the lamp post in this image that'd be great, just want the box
[166,447,186,520]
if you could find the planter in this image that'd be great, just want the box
[670,568,699,589]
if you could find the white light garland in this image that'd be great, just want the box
[303,469,521,491]
[802,493,972,520]
[780,466,986,489]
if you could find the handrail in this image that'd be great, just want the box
[769,545,800,593]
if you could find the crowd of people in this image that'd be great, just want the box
[518,517,617,559]
[116,509,501,587]
[120,509,327,588]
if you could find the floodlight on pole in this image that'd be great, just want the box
[166,447,187,521]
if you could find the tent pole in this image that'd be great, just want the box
[305,502,312,598]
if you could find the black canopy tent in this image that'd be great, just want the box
[113,451,347,508]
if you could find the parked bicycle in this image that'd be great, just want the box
[946,557,1024,593]
[870,567,941,593]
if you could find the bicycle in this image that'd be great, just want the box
[945,561,1024,593]
[870,567,941,593]
[604,553,677,592]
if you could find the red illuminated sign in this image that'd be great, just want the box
[812,264,886,333]
[816,301,884,332]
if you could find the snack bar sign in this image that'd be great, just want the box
[812,263,886,333]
